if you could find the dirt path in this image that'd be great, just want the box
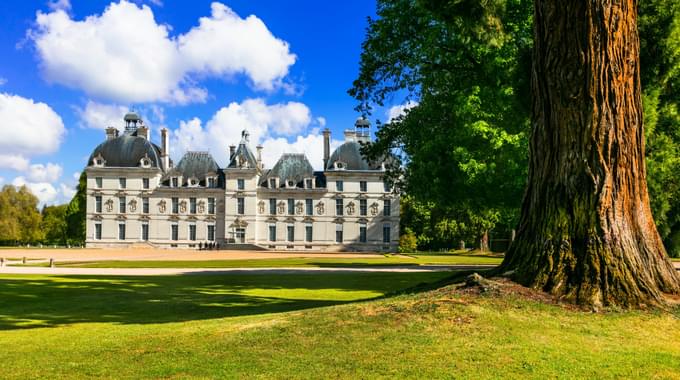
[0,248,385,262]
[0,265,494,276]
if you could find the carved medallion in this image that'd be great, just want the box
[179,200,187,213]
[370,202,379,216]
[295,201,304,215]
[277,201,286,215]
[105,198,114,212]
[197,200,206,214]
[158,199,167,213]
[258,200,265,214]
[346,201,355,216]
[316,201,325,215]
[128,199,137,213]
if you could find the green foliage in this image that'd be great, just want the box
[350,0,532,243]
[0,185,43,244]
[41,205,69,246]
[399,228,418,253]
[65,172,86,245]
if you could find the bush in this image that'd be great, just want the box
[399,228,418,253]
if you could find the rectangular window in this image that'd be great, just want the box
[141,224,149,241]
[142,178,149,189]
[237,178,245,190]
[142,197,149,214]
[336,180,343,192]
[269,178,277,188]
[171,177,178,187]
[383,224,391,243]
[94,223,102,240]
[190,197,197,214]
[119,196,126,214]
[208,177,216,188]
[287,198,294,215]
[172,197,179,214]
[360,224,367,243]
[305,224,313,242]
[118,223,126,240]
[189,225,197,241]
[383,199,391,216]
[287,225,294,242]
[95,177,102,189]
[335,223,343,243]
[336,198,343,216]
[119,177,126,189]
[305,178,313,189]
[269,198,276,215]
[171,224,179,241]
[207,225,215,241]
[269,224,276,242]
[360,181,367,192]
[305,199,313,216]
[360,199,367,216]
[237,197,245,215]
[384,181,391,193]
[208,197,215,214]
[95,196,102,213]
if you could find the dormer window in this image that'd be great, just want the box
[171,177,179,188]
[92,154,105,167]
[188,177,199,187]
[334,161,346,170]
[139,156,151,168]
[305,178,313,189]
[287,180,296,188]
[269,178,277,189]
[207,177,217,188]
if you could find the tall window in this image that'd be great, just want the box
[189,224,197,241]
[190,197,197,214]
[95,196,102,213]
[305,224,313,242]
[208,177,216,188]
[360,224,367,243]
[269,198,276,215]
[336,198,343,216]
[95,177,102,189]
[172,197,179,214]
[119,196,126,214]
[118,223,126,240]
[269,224,276,241]
[305,199,313,216]
[141,223,149,241]
[208,197,215,214]
[383,199,391,216]
[142,178,149,189]
[287,225,294,242]
[142,197,149,214]
[237,178,245,190]
[207,225,215,241]
[119,177,126,189]
[269,178,277,188]
[171,177,179,187]
[94,223,102,240]
[383,224,391,243]
[336,180,344,192]
[360,199,367,216]
[287,198,294,215]
[237,197,245,215]
[305,178,313,189]
[384,181,391,193]
[171,224,179,241]
[335,223,343,243]
[360,181,367,192]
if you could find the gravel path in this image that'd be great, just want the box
[0,265,495,276]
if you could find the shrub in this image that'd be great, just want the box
[399,228,418,253]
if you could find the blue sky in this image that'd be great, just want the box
[0,0,409,205]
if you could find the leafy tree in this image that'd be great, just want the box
[65,172,87,245]
[41,204,69,246]
[0,185,43,245]
[350,0,533,248]
[399,228,418,253]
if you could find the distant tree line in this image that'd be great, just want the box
[0,173,86,246]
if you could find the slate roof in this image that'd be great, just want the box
[261,154,314,188]
[227,142,258,169]
[163,151,220,186]
[88,133,162,168]
[326,141,381,171]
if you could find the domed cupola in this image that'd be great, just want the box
[88,113,163,169]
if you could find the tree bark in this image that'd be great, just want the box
[501,0,680,308]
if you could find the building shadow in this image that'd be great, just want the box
[0,271,448,330]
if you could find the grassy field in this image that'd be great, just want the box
[48,252,503,268]
[0,272,678,379]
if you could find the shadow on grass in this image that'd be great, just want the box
[0,271,450,330]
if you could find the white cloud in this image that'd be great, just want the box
[12,176,59,206]
[0,77,6,86]
[0,177,4,185]
[30,1,296,104]
[0,93,65,170]
[47,0,71,11]
[60,182,77,200]
[77,100,128,130]
[27,163,63,183]
[316,116,327,127]
[387,101,419,122]
[261,134,342,171]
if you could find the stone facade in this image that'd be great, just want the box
[85,113,399,251]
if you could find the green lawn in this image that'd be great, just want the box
[0,272,678,379]
[54,253,502,269]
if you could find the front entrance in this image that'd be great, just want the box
[235,228,246,243]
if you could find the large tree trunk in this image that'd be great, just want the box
[500,0,680,308]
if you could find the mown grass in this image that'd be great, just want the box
[53,253,502,269]
[0,272,678,379]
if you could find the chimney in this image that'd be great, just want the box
[322,128,330,170]
[229,145,236,160]
[160,128,170,170]
[256,145,263,169]
[344,129,356,142]
[137,123,149,140]
[105,127,119,140]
